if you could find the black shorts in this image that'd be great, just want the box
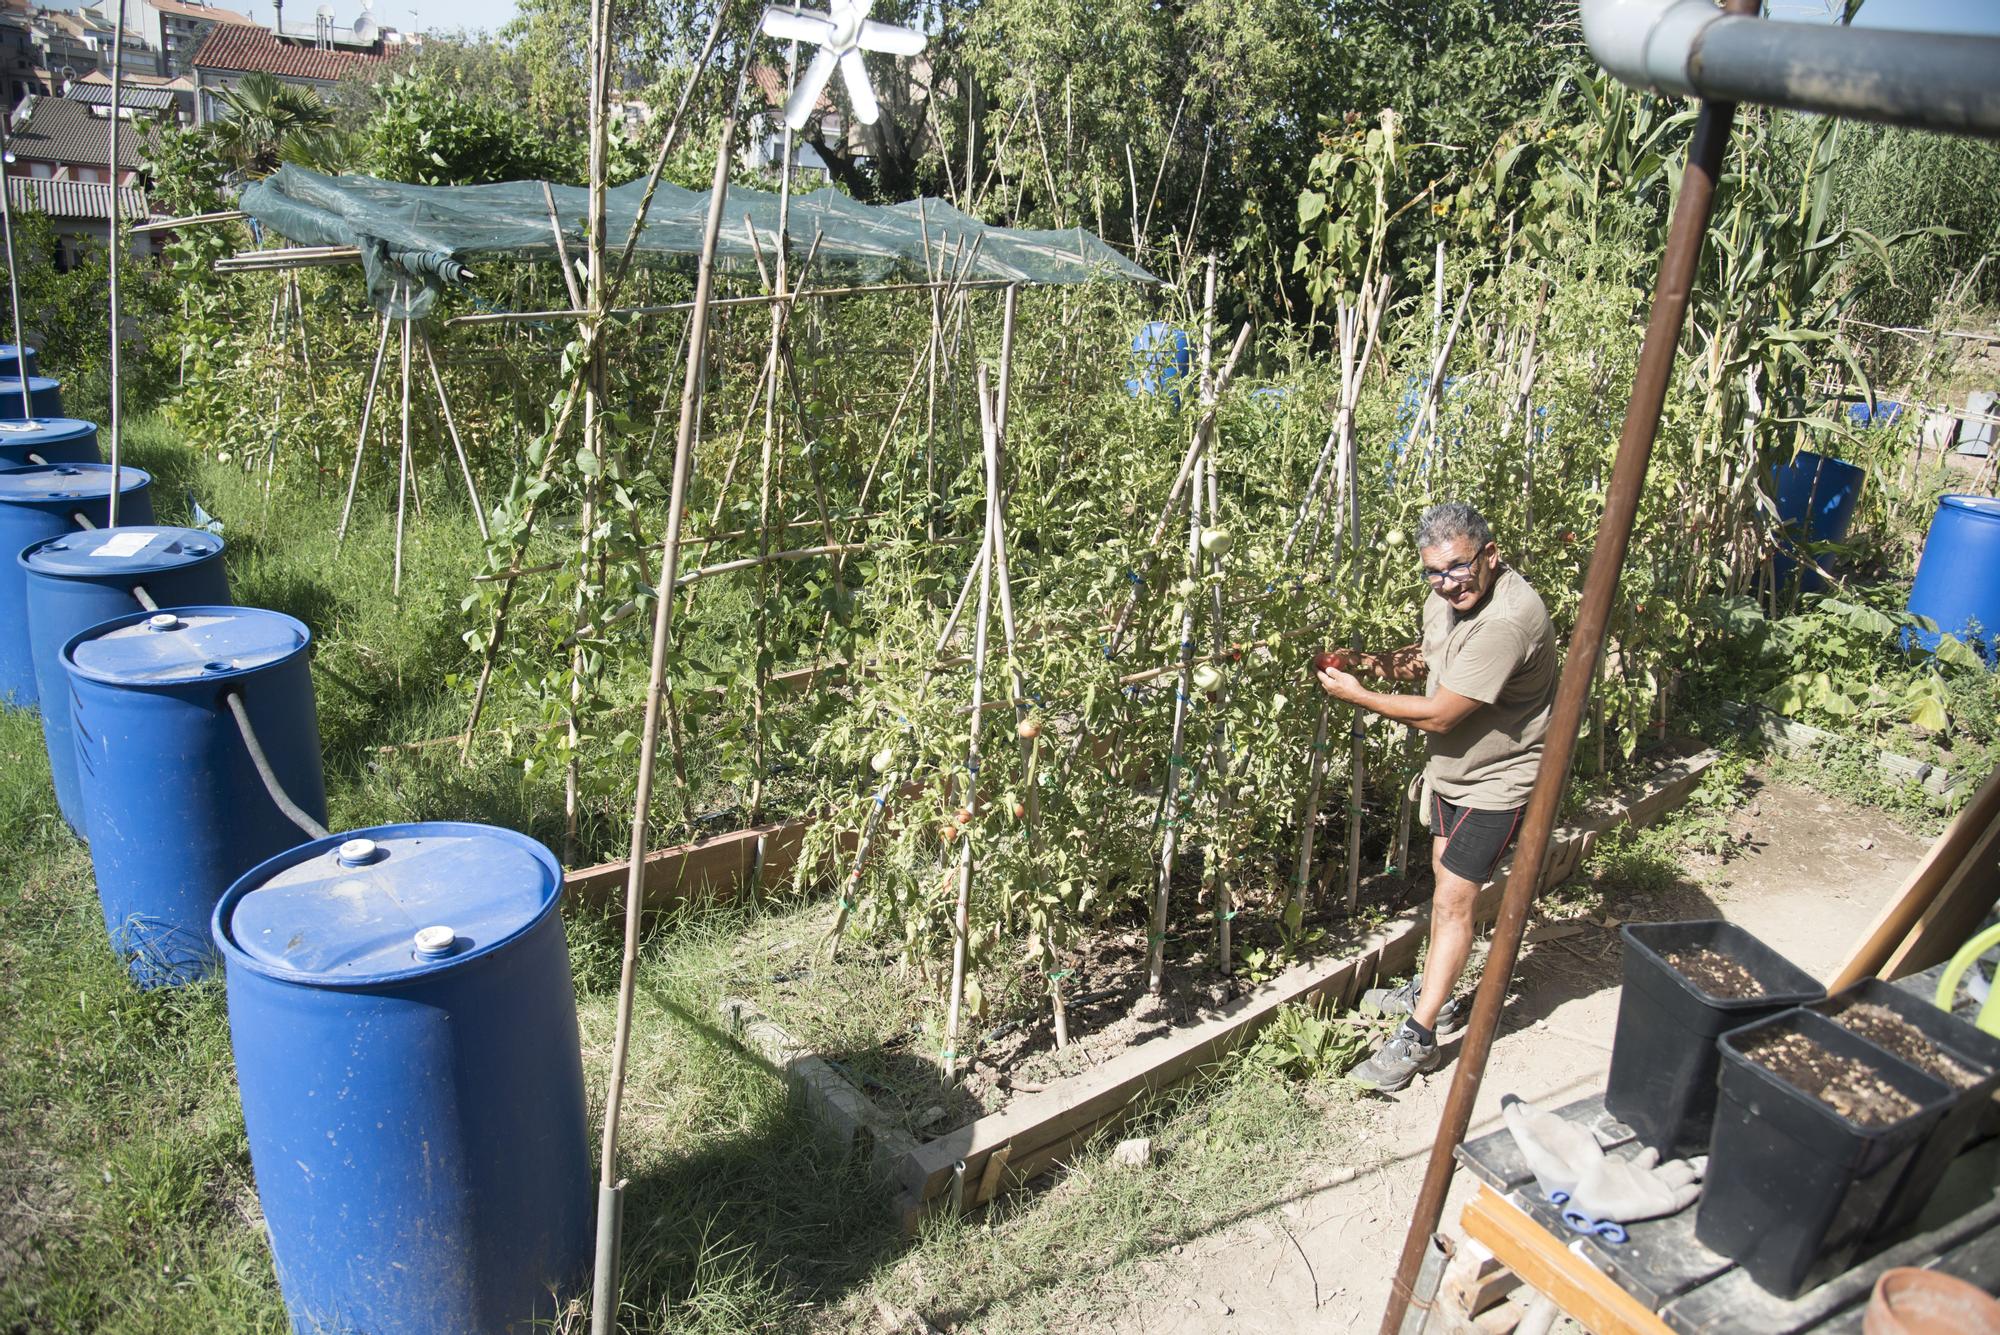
[1433,794,1525,883]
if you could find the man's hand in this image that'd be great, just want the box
[1315,663,1362,702]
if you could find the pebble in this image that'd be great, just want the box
[1858,837,1875,850]
[1112,1136,1154,1168]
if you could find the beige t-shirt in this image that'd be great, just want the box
[1421,565,1557,810]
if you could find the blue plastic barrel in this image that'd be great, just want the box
[213,822,591,1334]
[0,464,153,705]
[0,417,99,468]
[23,528,231,835]
[0,375,63,420]
[0,344,39,377]
[64,605,324,986]
[1906,495,2000,660]
[1846,399,1902,428]
[1771,451,1865,593]
[1125,321,1192,404]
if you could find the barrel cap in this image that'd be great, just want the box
[212,822,563,984]
[0,416,93,445]
[1940,494,2000,519]
[21,525,223,577]
[63,604,308,687]
[0,462,149,503]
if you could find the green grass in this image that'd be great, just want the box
[1,411,1365,1333]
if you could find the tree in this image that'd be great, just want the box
[210,72,335,177]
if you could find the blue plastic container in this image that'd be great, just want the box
[1906,494,2000,660]
[1125,321,1192,404]
[0,464,153,705]
[1771,451,1865,593]
[1845,399,1902,428]
[64,605,324,986]
[23,528,231,835]
[213,823,591,1335]
[0,344,39,377]
[0,375,63,420]
[0,417,99,468]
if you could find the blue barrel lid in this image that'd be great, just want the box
[21,525,222,577]
[1940,494,2000,520]
[0,462,149,502]
[0,374,58,394]
[0,416,92,446]
[213,822,563,985]
[64,605,307,687]
[0,343,35,356]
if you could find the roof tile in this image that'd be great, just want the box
[190,25,386,81]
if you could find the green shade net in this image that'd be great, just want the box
[239,165,1159,319]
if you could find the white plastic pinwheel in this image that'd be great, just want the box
[760,1,926,130]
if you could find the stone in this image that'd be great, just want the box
[1112,1136,1154,1168]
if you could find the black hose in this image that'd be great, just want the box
[224,688,330,840]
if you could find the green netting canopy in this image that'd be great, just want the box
[239,166,1159,318]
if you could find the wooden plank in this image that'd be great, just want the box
[1881,812,2000,980]
[892,942,1390,1216]
[1462,1185,1674,1335]
[1661,1137,2000,1335]
[1830,761,2000,990]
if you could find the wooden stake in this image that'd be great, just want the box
[1148,423,1202,996]
[422,335,489,540]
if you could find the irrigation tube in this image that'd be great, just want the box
[1579,0,2000,139]
[1378,0,1758,1327]
[224,690,331,841]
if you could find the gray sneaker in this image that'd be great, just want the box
[1358,973,1470,1035]
[1348,1023,1440,1093]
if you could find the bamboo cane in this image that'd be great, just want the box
[392,300,412,595]
[421,335,489,540]
[457,34,733,763]
[1148,427,1203,995]
[591,60,747,1335]
[943,373,1000,1082]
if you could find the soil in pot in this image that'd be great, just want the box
[1826,1001,1982,1090]
[1663,946,1768,1000]
[1737,1027,1922,1129]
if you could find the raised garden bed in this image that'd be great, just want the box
[713,749,1718,1230]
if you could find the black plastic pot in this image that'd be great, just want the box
[1605,920,1826,1155]
[1810,978,2000,1239]
[1696,1009,1952,1298]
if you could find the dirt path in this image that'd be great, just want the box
[1096,775,1931,1333]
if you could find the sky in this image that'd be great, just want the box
[223,0,2000,46]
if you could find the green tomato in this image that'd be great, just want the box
[1199,526,1234,556]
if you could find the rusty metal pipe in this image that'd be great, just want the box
[1377,5,1754,1326]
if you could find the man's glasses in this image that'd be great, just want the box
[1422,550,1486,586]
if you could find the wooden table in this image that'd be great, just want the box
[1452,1093,2000,1333]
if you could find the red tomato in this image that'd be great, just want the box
[1313,649,1353,674]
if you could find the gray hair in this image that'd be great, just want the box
[1416,501,1492,554]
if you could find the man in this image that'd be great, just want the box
[1313,501,1557,1092]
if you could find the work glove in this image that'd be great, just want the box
[1567,1146,1706,1225]
[1500,1094,1604,1201]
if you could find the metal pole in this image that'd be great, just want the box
[0,120,32,418]
[105,1,126,525]
[1378,10,1751,1328]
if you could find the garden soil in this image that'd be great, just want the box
[1093,774,1932,1334]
